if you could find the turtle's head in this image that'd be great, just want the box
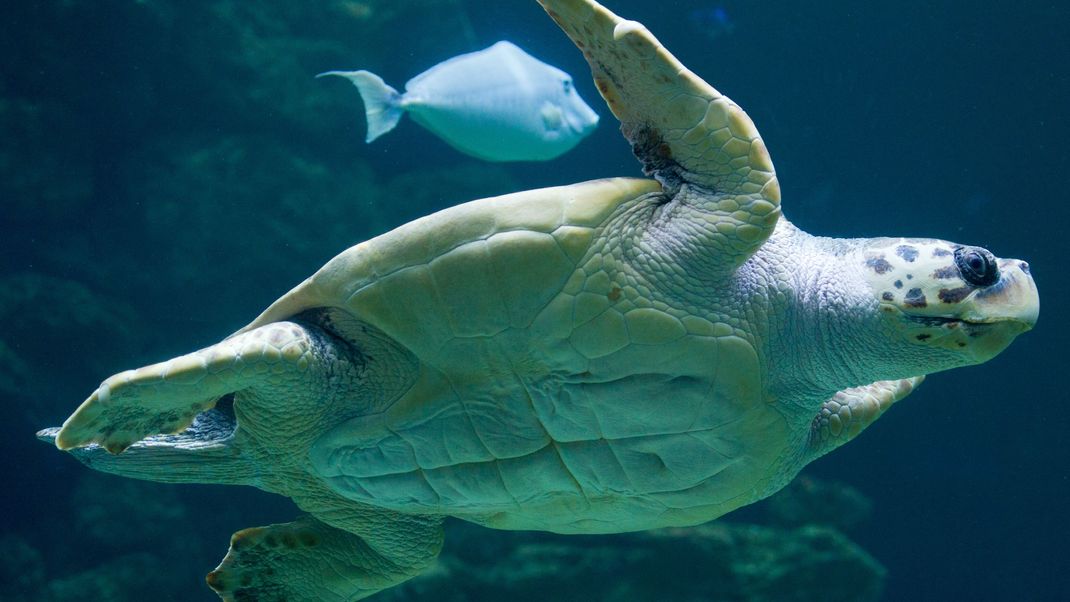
[860,239,1038,367]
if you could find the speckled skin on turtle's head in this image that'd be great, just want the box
[859,238,1037,363]
[38,0,1038,600]
[749,229,1037,410]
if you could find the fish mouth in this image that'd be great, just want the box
[566,108,599,135]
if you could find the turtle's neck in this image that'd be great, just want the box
[609,198,929,417]
[749,220,893,415]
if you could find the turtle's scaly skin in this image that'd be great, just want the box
[41,1,1038,600]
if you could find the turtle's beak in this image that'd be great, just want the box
[888,254,1038,365]
[960,259,1039,330]
[942,258,1038,362]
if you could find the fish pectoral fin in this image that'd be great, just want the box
[540,102,564,131]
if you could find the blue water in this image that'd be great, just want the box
[2,1,1067,600]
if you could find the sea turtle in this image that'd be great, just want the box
[39,0,1039,600]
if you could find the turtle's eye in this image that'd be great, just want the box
[954,246,999,287]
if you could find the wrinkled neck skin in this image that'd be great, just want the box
[740,220,978,418]
[747,221,889,411]
[634,209,955,422]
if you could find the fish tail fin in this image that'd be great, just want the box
[317,70,403,143]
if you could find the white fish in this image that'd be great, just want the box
[318,41,600,162]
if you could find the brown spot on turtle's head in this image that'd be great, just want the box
[938,287,972,304]
[932,266,959,279]
[865,255,893,274]
[896,245,919,262]
[861,237,1038,369]
[903,288,927,308]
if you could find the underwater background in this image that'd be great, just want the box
[1,0,1067,600]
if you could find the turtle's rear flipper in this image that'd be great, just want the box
[54,321,316,454]
[37,401,248,485]
[207,515,427,602]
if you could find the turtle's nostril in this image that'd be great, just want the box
[1018,261,1031,275]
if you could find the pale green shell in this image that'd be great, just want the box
[237,177,785,534]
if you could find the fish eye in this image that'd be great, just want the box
[954,246,999,287]
[562,79,572,94]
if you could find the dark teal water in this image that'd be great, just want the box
[2,1,1067,600]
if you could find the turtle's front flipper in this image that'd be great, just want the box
[54,321,316,453]
[538,0,780,267]
[805,377,924,462]
[207,512,442,602]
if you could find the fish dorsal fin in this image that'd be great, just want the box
[404,41,539,93]
[538,0,780,221]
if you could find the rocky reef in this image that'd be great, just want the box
[381,478,885,602]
